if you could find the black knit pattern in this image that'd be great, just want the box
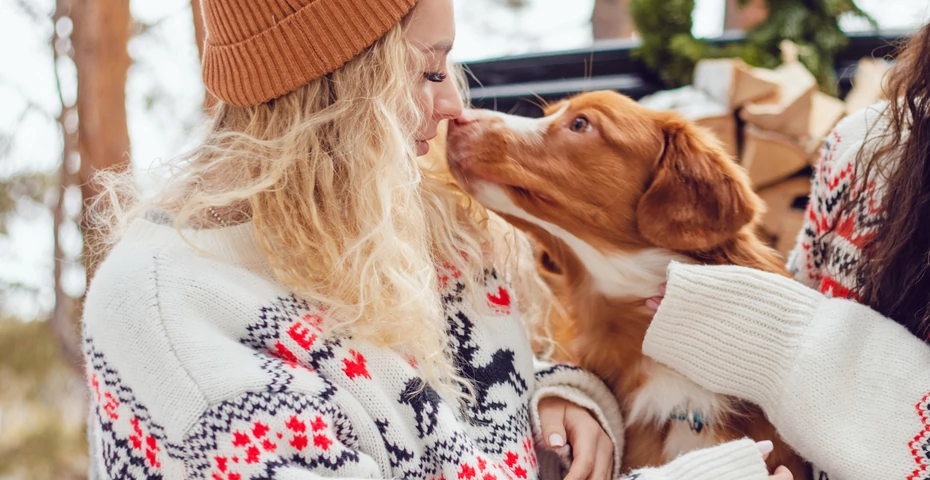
[182,391,362,479]
[85,337,178,479]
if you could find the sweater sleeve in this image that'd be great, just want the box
[84,312,388,480]
[786,103,883,289]
[623,438,770,480]
[82,244,389,480]
[85,320,388,480]
[643,262,930,479]
[530,360,625,480]
[180,390,385,480]
[784,135,832,289]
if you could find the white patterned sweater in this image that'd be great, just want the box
[82,217,775,480]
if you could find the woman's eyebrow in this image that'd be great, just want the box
[422,40,454,54]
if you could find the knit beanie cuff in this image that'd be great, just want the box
[202,0,419,107]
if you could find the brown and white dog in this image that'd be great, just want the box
[443,91,807,476]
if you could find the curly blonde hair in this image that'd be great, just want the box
[93,18,555,395]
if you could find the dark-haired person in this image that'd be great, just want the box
[645,23,930,479]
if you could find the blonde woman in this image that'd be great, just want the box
[82,0,780,478]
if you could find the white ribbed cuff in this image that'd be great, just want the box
[630,439,769,480]
[643,262,823,411]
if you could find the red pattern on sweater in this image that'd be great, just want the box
[791,130,880,301]
[908,393,930,480]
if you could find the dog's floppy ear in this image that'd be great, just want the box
[636,116,760,252]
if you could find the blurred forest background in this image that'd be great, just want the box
[0,0,928,478]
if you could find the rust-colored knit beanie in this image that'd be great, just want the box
[201,0,420,107]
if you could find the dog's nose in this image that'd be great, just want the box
[453,109,479,126]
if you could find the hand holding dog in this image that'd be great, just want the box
[538,396,614,480]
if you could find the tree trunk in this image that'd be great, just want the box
[48,0,83,373]
[592,0,635,41]
[724,0,768,31]
[70,0,132,283]
[191,0,218,111]
[51,147,82,373]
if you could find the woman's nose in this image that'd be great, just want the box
[437,88,464,121]
[454,109,479,126]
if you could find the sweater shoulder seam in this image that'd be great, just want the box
[148,249,213,437]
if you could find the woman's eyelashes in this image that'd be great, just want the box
[424,71,448,83]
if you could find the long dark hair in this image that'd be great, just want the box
[854,23,930,340]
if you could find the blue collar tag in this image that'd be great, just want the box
[669,409,706,434]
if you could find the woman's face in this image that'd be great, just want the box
[404,0,463,156]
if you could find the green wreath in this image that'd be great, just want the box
[630,0,877,94]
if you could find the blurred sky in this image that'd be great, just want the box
[1,0,929,319]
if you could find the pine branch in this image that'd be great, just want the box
[631,0,878,90]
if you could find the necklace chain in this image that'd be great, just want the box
[207,206,227,228]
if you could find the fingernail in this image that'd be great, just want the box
[548,433,565,448]
[756,440,774,456]
[658,283,666,296]
[645,299,659,311]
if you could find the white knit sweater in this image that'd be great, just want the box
[644,262,930,479]
[82,217,773,480]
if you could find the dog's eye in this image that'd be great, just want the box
[569,116,591,133]
[539,250,563,275]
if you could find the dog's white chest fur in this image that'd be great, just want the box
[627,359,729,459]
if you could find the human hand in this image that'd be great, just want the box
[758,440,794,480]
[538,396,613,480]
[770,466,793,479]
[644,282,666,312]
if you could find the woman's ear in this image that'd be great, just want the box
[636,116,760,252]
